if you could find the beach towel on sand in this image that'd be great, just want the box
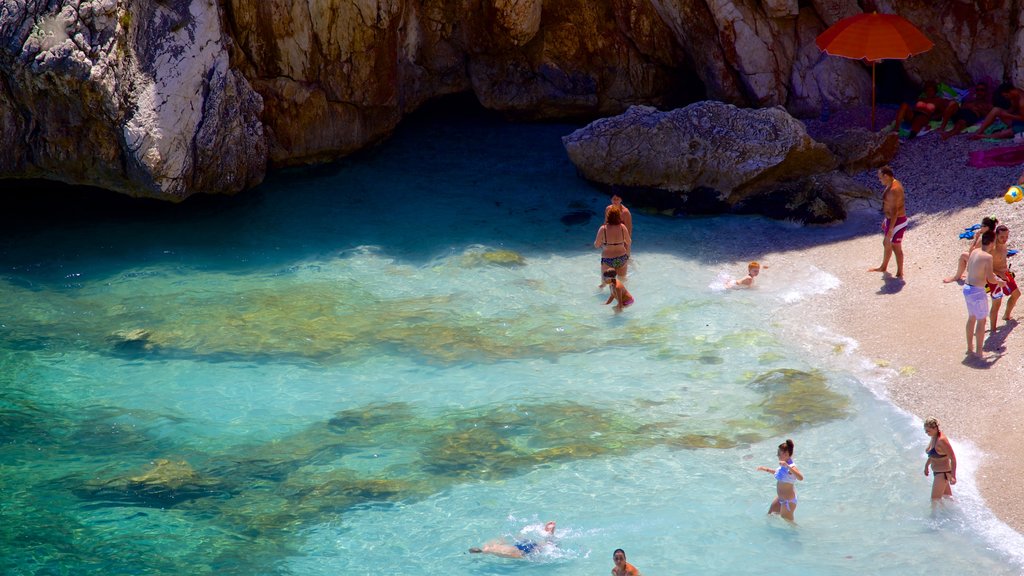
[968,145,1024,168]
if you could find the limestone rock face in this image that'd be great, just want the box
[562,102,837,204]
[1,1,1021,199]
[0,0,266,200]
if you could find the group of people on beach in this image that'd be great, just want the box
[893,80,1024,141]
[866,165,1022,358]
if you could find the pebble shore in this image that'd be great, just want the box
[794,105,1024,534]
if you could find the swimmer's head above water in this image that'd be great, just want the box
[748,261,760,275]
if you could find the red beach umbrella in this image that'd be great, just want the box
[815,12,934,130]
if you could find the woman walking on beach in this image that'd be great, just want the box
[595,206,631,281]
[756,439,803,521]
[923,417,957,501]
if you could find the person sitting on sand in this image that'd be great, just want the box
[923,417,957,503]
[988,224,1020,331]
[892,81,954,139]
[727,261,761,289]
[940,82,993,140]
[469,521,556,559]
[603,269,635,312]
[969,83,1024,140]
[868,166,907,279]
[963,231,1006,357]
[943,215,997,283]
[612,548,642,576]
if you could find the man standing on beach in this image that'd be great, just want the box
[964,231,1005,357]
[989,225,1020,331]
[869,166,907,279]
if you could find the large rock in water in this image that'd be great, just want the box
[562,102,848,220]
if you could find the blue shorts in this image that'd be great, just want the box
[515,541,537,555]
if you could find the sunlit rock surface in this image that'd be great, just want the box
[562,102,850,221]
[0,1,1015,199]
[0,0,265,200]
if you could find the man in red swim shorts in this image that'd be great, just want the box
[869,166,908,279]
[988,224,1020,331]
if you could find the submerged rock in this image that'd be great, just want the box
[79,459,226,507]
[460,249,527,268]
[749,368,850,428]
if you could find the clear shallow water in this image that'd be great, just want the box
[2,103,1023,575]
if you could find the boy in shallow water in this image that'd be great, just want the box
[727,261,761,289]
[603,269,634,312]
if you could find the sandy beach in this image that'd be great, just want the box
[788,107,1024,532]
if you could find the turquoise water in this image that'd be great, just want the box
[2,103,1023,575]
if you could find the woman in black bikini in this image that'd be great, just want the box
[594,206,631,281]
[923,416,957,501]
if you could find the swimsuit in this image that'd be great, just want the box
[987,269,1017,299]
[602,227,627,247]
[601,226,629,269]
[514,541,537,555]
[602,254,629,269]
[963,284,989,319]
[773,460,798,510]
[882,216,909,244]
[774,460,798,484]
[622,295,635,307]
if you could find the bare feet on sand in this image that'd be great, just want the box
[942,275,963,283]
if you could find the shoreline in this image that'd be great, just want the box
[781,180,1024,533]
[689,104,1024,535]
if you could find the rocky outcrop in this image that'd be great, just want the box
[561,102,877,222]
[1,1,1021,200]
[0,0,265,200]
[563,102,836,196]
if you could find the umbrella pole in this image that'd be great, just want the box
[871,61,876,131]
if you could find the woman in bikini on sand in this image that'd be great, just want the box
[923,417,957,502]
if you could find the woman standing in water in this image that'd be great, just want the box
[756,439,804,521]
[594,206,631,281]
[923,417,957,501]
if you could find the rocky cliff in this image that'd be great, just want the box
[0,0,1020,200]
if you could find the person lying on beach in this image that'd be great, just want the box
[988,224,1020,330]
[756,439,803,522]
[963,231,1006,357]
[603,269,635,312]
[727,261,762,289]
[893,81,954,139]
[943,215,997,283]
[969,83,1024,140]
[940,82,993,140]
[923,417,957,502]
[612,548,642,576]
[469,521,556,559]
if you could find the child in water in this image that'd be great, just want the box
[728,261,761,289]
[603,269,634,312]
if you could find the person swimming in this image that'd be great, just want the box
[727,261,761,289]
[469,521,556,559]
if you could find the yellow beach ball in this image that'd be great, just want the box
[1005,185,1024,204]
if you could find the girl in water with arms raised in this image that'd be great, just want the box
[756,439,804,521]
